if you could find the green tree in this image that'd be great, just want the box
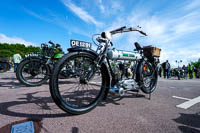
[0,43,40,58]
[191,58,200,68]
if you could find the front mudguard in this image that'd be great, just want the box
[19,56,51,75]
[67,47,111,100]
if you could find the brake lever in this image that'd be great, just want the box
[139,31,147,36]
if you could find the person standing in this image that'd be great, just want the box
[182,65,187,79]
[188,64,193,79]
[162,60,171,79]
[12,52,22,72]
[193,66,197,78]
[159,66,162,77]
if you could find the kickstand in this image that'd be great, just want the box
[148,93,151,100]
[136,90,139,97]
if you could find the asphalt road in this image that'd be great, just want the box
[0,71,200,133]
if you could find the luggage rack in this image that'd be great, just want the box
[143,45,161,57]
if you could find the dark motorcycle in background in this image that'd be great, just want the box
[16,41,64,86]
[49,26,161,115]
[170,68,183,80]
[0,58,11,73]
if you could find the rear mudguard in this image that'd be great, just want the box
[67,47,110,100]
[136,59,158,83]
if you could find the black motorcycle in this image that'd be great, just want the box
[49,26,160,115]
[16,41,64,86]
[0,58,11,73]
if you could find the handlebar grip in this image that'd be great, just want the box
[56,44,61,48]
[96,37,106,43]
[139,31,147,36]
[48,41,54,45]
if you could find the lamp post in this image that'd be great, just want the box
[175,60,182,68]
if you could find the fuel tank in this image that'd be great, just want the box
[107,48,142,60]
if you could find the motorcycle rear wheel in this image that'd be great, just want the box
[139,61,158,94]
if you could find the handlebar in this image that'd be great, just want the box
[48,41,61,48]
[109,26,147,36]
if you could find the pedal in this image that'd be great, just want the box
[109,88,125,96]
[109,88,120,92]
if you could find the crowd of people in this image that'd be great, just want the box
[159,60,200,79]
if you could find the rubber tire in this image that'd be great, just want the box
[0,62,9,73]
[49,52,107,115]
[16,58,50,86]
[139,61,158,94]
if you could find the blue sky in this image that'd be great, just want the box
[0,0,200,67]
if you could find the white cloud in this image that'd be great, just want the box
[97,0,124,16]
[98,0,105,13]
[0,33,34,46]
[184,0,200,10]
[25,9,51,23]
[106,1,200,68]
[62,0,103,27]
[25,8,91,38]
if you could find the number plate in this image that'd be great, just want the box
[70,40,92,48]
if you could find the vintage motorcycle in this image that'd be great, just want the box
[16,41,64,86]
[49,26,160,115]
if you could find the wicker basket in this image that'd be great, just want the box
[143,45,161,57]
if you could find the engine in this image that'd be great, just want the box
[111,60,138,91]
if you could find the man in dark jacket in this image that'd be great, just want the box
[162,60,170,79]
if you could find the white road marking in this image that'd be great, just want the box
[175,96,200,109]
[172,96,191,101]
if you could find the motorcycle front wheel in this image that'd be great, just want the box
[50,52,107,115]
[16,58,50,86]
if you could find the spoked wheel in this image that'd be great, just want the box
[140,61,158,94]
[16,58,50,86]
[50,52,107,115]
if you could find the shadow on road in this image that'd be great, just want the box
[99,91,147,106]
[0,81,25,88]
[1,77,17,80]
[0,76,26,88]
[0,89,149,119]
[0,91,71,119]
[173,112,200,133]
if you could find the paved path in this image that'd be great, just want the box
[0,71,200,133]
